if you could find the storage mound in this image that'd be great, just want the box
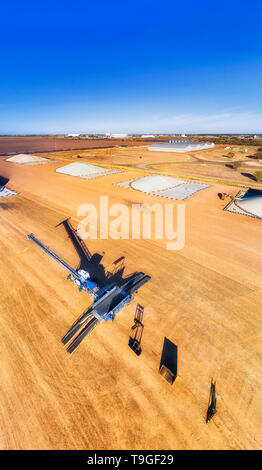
[224,188,262,220]
[6,154,53,165]
[116,175,210,200]
[56,162,121,180]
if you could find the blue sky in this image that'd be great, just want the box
[0,0,262,134]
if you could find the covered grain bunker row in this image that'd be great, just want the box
[148,141,214,152]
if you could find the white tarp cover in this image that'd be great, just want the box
[56,162,121,180]
[131,175,185,192]
[239,195,262,218]
[0,186,17,197]
[116,175,210,200]
[235,189,262,218]
[224,189,262,220]
[6,154,51,165]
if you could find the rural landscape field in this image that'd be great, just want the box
[1,0,262,457]
[0,136,261,450]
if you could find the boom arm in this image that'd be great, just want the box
[28,233,99,297]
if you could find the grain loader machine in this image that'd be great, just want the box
[27,223,150,353]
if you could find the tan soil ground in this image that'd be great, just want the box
[150,162,262,187]
[34,143,262,176]
[0,136,146,155]
[34,145,194,166]
[0,146,261,450]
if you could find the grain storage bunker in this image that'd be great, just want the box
[148,140,214,152]
[116,175,210,200]
[224,188,262,219]
[56,162,121,180]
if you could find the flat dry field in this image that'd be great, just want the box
[34,144,193,165]
[35,143,262,188]
[150,162,262,186]
[0,148,261,450]
[0,136,145,155]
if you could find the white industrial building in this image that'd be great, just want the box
[148,140,214,152]
[109,133,128,138]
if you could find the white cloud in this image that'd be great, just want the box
[127,111,262,134]
[1,110,262,135]
[65,111,262,134]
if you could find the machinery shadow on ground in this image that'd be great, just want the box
[58,217,147,290]
[159,337,178,385]
[0,176,9,187]
[206,378,217,423]
[128,304,144,356]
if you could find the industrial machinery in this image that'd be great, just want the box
[28,234,99,298]
[28,223,150,353]
[219,192,233,201]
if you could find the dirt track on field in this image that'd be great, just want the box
[0,147,261,450]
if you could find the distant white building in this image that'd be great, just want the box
[141,134,155,138]
[149,141,214,153]
[181,134,187,137]
[110,133,128,138]
[67,133,79,138]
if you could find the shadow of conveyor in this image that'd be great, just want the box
[58,218,144,290]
